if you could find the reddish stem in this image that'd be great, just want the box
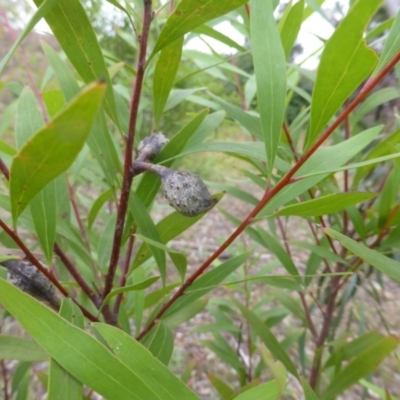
[0,360,9,400]
[103,0,153,307]
[0,219,98,321]
[0,158,9,180]
[136,50,400,341]
[113,233,136,316]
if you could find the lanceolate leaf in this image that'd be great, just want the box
[0,278,183,399]
[373,10,400,75]
[272,192,377,217]
[233,381,280,400]
[0,336,47,361]
[153,37,184,126]
[33,0,119,126]
[307,0,380,147]
[151,0,249,57]
[250,0,287,177]
[279,0,305,60]
[236,302,299,379]
[93,323,200,399]
[324,228,400,283]
[0,0,59,74]
[10,82,106,222]
[321,335,398,399]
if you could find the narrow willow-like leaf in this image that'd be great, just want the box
[192,25,247,53]
[324,228,400,283]
[88,188,114,230]
[373,10,400,75]
[272,192,377,217]
[250,0,286,176]
[128,193,166,279]
[0,278,173,399]
[208,374,236,400]
[324,332,384,368]
[236,301,299,379]
[279,0,304,59]
[164,252,250,318]
[10,82,106,222]
[0,0,59,74]
[322,336,398,399]
[16,87,57,261]
[0,336,47,361]
[307,0,380,146]
[135,234,187,281]
[259,125,382,217]
[33,0,119,125]
[42,42,121,186]
[140,322,174,366]
[301,377,320,400]
[153,37,184,126]
[48,300,83,400]
[151,0,249,57]
[233,381,280,400]
[94,323,200,399]
[101,276,160,308]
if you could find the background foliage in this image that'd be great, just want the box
[0,0,400,399]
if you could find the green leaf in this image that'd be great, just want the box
[301,377,320,400]
[192,25,247,53]
[0,278,180,399]
[322,335,398,399]
[373,9,400,75]
[140,322,174,366]
[135,234,187,282]
[88,188,114,230]
[93,323,200,399]
[151,0,249,57]
[208,374,236,400]
[48,300,83,400]
[250,0,286,175]
[153,37,184,126]
[15,87,57,262]
[324,228,400,283]
[324,332,384,368]
[164,252,250,317]
[259,125,382,216]
[10,81,106,223]
[0,336,47,361]
[233,381,280,400]
[101,276,161,309]
[307,0,380,146]
[33,0,119,125]
[279,0,304,60]
[236,301,299,379]
[42,42,122,186]
[272,192,377,217]
[128,193,166,279]
[0,0,59,74]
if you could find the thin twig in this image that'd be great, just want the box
[0,158,9,180]
[0,360,9,400]
[103,0,153,310]
[136,50,400,341]
[113,232,136,316]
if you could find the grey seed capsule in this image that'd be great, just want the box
[154,166,218,217]
[2,260,61,310]
[137,133,169,161]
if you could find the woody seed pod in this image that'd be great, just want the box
[137,133,169,161]
[150,165,218,217]
[2,260,61,310]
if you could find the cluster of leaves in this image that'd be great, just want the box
[0,0,400,399]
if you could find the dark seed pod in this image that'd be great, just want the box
[2,260,61,310]
[137,133,169,161]
[151,165,218,217]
